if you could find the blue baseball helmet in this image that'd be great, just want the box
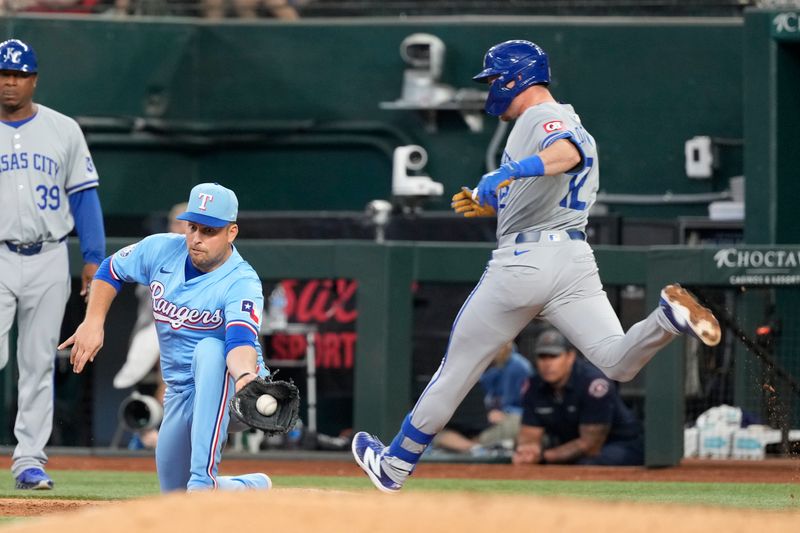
[0,39,38,74]
[473,40,550,116]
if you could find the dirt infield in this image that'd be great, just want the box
[0,498,109,517]
[0,455,798,528]
[2,489,799,533]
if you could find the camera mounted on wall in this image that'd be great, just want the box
[391,144,443,212]
[380,33,487,132]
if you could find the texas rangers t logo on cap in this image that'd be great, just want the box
[176,182,238,228]
[197,193,214,211]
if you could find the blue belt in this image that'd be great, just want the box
[5,237,66,256]
[514,229,586,244]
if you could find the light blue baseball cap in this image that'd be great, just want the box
[177,182,238,228]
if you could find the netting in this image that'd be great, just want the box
[682,285,800,458]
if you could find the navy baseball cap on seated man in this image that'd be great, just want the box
[534,328,571,356]
[177,182,238,228]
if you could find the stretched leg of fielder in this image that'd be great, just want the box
[186,338,271,492]
[156,386,193,492]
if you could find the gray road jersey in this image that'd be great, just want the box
[0,104,99,244]
[496,102,598,239]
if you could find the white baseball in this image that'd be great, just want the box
[256,394,278,416]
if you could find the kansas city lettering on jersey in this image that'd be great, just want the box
[150,281,224,330]
[0,152,61,178]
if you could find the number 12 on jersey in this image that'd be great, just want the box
[559,157,593,211]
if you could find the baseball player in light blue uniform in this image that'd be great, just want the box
[60,183,271,492]
[353,40,722,492]
[0,39,105,490]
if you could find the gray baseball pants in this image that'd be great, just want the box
[409,233,677,435]
[0,242,71,477]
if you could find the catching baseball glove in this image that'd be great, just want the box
[451,187,497,217]
[229,377,300,435]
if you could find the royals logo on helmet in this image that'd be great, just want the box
[3,48,21,64]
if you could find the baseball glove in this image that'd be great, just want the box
[451,187,497,217]
[229,377,300,435]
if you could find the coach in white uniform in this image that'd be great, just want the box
[0,39,105,490]
[352,40,722,493]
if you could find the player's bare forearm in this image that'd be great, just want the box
[542,423,610,464]
[59,279,118,373]
[227,345,258,392]
[83,279,119,325]
[539,138,582,176]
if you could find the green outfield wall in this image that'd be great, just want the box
[0,240,783,465]
[1,15,742,218]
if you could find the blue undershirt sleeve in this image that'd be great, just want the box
[93,256,123,292]
[68,188,106,265]
[225,324,258,357]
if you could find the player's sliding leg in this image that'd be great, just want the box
[187,337,271,491]
[353,266,541,492]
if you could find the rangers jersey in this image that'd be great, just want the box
[107,233,264,387]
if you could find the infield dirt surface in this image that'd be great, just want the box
[0,456,798,532]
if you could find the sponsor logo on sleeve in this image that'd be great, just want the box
[543,120,564,133]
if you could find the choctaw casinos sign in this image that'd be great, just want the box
[714,248,800,285]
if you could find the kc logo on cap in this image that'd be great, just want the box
[177,182,239,228]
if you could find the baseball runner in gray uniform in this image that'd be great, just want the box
[0,39,105,489]
[352,40,721,493]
